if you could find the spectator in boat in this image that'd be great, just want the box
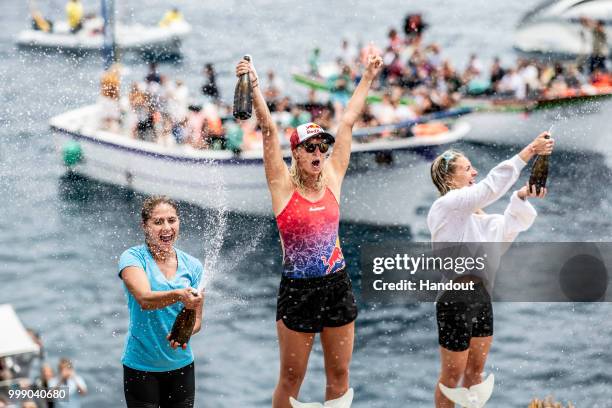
[489,57,505,94]
[145,63,161,84]
[33,363,56,408]
[159,7,183,27]
[329,64,354,117]
[565,64,587,89]
[463,53,483,85]
[337,39,358,66]
[201,63,220,103]
[99,64,122,132]
[0,358,12,382]
[440,59,462,93]
[66,0,83,34]
[264,70,285,108]
[388,28,402,52]
[48,358,87,408]
[309,47,321,77]
[581,17,609,73]
[31,8,53,32]
[167,80,189,144]
[371,92,395,124]
[271,97,293,129]
[426,43,443,70]
[147,76,169,140]
[129,83,152,141]
[382,50,404,86]
[356,105,379,128]
[539,63,556,90]
[519,59,540,98]
[202,103,224,149]
[186,105,206,148]
[498,68,526,99]
[404,13,427,46]
[391,92,417,122]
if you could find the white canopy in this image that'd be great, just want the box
[0,304,39,358]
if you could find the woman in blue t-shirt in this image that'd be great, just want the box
[118,196,204,408]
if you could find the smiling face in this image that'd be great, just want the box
[449,155,478,189]
[143,203,180,252]
[293,136,329,177]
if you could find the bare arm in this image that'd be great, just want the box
[235,59,292,199]
[121,266,197,310]
[329,54,383,180]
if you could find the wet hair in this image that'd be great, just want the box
[289,155,326,192]
[141,195,179,224]
[430,149,464,195]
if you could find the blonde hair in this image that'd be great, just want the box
[289,156,326,192]
[430,149,463,195]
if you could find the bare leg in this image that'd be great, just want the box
[320,322,354,401]
[463,336,493,388]
[272,320,315,408]
[435,347,469,408]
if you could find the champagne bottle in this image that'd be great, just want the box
[233,55,253,120]
[529,133,551,195]
[169,303,197,346]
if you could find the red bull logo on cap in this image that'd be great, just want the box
[305,123,323,135]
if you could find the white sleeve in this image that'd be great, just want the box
[442,155,527,214]
[502,191,537,241]
[74,375,87,392]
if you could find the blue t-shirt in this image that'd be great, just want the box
[118,244,203,372]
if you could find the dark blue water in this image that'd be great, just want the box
[2,1,612,407]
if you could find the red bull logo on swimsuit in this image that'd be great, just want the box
[321,243,344,274]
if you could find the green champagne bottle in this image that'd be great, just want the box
[169,306,196,346]
[529,133,551,195]
[233,55,253,120]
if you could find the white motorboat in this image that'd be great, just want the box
[0,304,40,394]
[514,0,612,56]
[16,17,191,57]
[49,104,470,226]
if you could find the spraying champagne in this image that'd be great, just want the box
[529,125,553,195]
[233,55,253,120]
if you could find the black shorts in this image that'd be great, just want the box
[276,268,358,333]
[123,362,195,408]
[436,282,493,352]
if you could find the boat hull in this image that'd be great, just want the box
[51,106,469,226]
[16,20,190,58]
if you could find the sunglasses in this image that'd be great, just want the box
[301,141,330,154]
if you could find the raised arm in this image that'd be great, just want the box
[329,54,383,180]
[235,59,292,199]
[442,131,554,213]
[121,266,200,311]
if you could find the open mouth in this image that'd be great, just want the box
[160,234,174,243]
[311,159,321,169]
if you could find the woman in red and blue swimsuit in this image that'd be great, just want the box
[236,55,383,408]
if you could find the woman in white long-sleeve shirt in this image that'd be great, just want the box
[427,131,554,408]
